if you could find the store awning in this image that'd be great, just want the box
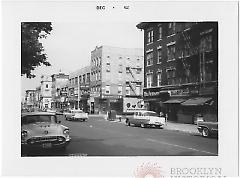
[181,97,212,106]
[163,99,186,104]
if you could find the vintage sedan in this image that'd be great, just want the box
[125,110,166,128]
[197,121,218,137]
[71,110,88,121]
[21,112,71,150]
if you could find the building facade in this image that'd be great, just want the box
[39,75,52,109]
[68,66,91,112]
[90,45,144,114]
[24,89,36,110]
[51,72,69,109]
[137,22,218,124]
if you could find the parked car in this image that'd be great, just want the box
[197,121,218,137]
[21,112,71,150]
[125,110,166,128]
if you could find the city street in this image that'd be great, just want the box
[22,115,218,156]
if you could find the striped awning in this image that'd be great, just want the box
[181,97,212,106]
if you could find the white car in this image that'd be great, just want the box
[68,110,88,121]
[125,110,166,128]
[21,112,71,150]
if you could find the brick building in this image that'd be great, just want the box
[51,72,69,109]
[90,45,144,114]
[136,22,218,124]
[68,66,91,112]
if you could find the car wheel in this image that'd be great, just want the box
[202,128,210,137]
[140,124,145,128]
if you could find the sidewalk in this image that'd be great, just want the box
[164,121,200,135]
[89,114,200,135]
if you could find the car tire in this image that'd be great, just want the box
[140,124,145,128]
[202,127,210,137]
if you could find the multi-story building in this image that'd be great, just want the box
[51,72,69,109]
[68,66,91,112]
[136,22,218,124]
[35,86,41,108]
[24,89,36,110]
[90,45,144,114]
[39,75,52,109]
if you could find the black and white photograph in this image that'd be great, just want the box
[1,1,239,177]
[21,21,218,157]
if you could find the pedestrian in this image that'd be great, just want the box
[165,113,168,125]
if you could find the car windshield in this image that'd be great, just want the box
[21,115,57,125]
[145,112,158,117]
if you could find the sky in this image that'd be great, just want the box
[21,21,144,100]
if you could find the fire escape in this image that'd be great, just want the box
[126,66,142,96]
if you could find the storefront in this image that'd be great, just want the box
[143,88,169,114]
[163,84,218,124]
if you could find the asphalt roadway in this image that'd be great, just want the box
[22,115,218,156]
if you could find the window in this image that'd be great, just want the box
[79,75,82,83]
[136,68,141,74]
[46,84,48,88]
[158,26,162,40]
[146,52,153,66]
[118,72,122,81]
[87,73,90,83]
[166,68,176,85]
[118,85,123,95]
[75,77,78,85]
[83,74,86,84]
[157,72,162,87]
[146,73,153,88]
[136,85,141,95]
[168,22,176,36]
[126,86,130,95]
[167,44,175,61]
[105,85,110,94]
[106,62,110,72]
[119,64,123,73]
[200,35,213,52]
[147,30,154,44]
[157,49,162,63]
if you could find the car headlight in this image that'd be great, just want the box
[21,130,28,138]
[63,129,69,135]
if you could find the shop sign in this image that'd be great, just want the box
[169,88,199,96]
[90,92,100,97]
[102,95,122,99]
[144,90,167,97]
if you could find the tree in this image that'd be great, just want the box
[21,22,52,78]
